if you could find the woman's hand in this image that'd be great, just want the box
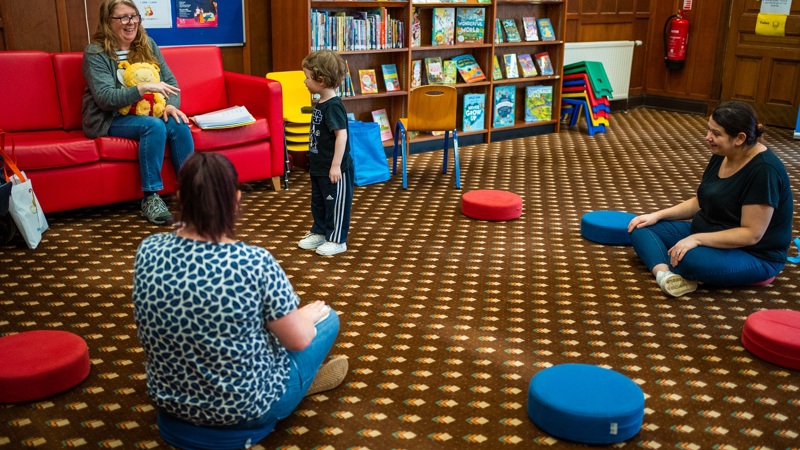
[138,81,180,100]
[299,300,331,324]
[164,104,189,124]
[668,236,699,266]
[627,213,660,233]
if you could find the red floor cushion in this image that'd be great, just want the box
[741,309,800,371]
[0,330,91,403]
[461,190,522,221]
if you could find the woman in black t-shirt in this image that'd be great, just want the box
[628,101,793,297]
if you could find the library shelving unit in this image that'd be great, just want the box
[270,0,566,148]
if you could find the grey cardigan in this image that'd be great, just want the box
[81,38,181,139]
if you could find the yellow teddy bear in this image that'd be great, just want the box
[118,61,166,118]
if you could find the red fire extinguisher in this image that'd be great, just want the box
[664,11,690,70]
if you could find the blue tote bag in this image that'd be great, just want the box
[348,120,391,186]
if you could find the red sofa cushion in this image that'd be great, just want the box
[190,120,270,151]
[6,130,98,170]
[161,47,228,117]
[52,52,86,131]
[0,51,63,132]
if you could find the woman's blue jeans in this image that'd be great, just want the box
[629,220,784,286]
[108,114,194,192]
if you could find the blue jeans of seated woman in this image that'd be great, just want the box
[108,114,194,193]
[228,308,341,431]
[630,220,784,286]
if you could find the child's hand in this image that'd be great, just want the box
[329,166,342,184]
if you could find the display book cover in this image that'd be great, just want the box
[493,85,515,128]
[381,64,401,91]
[462,93,486,132]
[517,54,538,78]
[537,17,556,41]
[359,69,379,94]
[535,52,555,76]
[503,53,519,79]
[432,7,455,46]
[371,108,393,141]
[443,60,458,85]
[451,54,486,83]
[501,19,522,43]
[522,17,539,41]
[192,105,255,130]
[411,60,423,88]
[524,85,553,123]
[424,56,445,85]
[455,7,485,44]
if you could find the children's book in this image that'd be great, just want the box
[494,18,503,44]
[381,64,401,91]
[411,59,423,88]
[411,7,421,47]
[455,8,485,44]
[443,60,458,85]
[359,69,379,94]
[451,54,486,83]
[432,8,456,46]
[371,108,393,141]
[347,112,356,121]
[492,55,503,80]
[524,85,553,123]
[462,93,486,132]
[517,53,538,78]
[537,17,556,41]
[535,51,555,76]
[501,19,521,43]
[342,60,355,97]
[522,17,539,41]
[424,56,445,85]
[493,85,515,128]
[503,53,519,79]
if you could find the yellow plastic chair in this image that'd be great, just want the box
[392,85,461,189]
[266,70,313,189]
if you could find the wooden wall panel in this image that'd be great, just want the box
[4,0,61,51]
[766,60,798,106]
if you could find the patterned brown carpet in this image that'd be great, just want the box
[1,108,799,449]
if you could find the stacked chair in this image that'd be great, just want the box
[266,71,313,189]
[560,61,612,136]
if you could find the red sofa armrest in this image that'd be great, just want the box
[224,72,285,180]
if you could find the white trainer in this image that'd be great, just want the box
[659,272,698,297]
[316,241,347,256]
[298,233,326,250]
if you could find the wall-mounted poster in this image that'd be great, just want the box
[133,0,244,46]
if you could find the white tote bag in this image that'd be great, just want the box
[2,132,49,249]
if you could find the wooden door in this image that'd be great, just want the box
[720,0,800,128]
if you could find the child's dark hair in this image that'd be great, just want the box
[711,101,764,147]
[176,153,239,242]
[302,50,346,89]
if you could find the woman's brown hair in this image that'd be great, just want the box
[177,153,239,242]
[91,0,156,63]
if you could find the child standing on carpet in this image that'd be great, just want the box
[297,50,353,256]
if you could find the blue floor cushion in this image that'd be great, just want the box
[527,363,645,444]
[581,210,636,245]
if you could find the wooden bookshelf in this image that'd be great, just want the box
[270,0,566,145]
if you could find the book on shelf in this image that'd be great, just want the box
[411,7,421,47]
[493,85,516,128]
[411,59,423,88]
[517,53,538,78]
[192,106,256,130]
[537,17,556,41]
[455,7,485,44]
[359,69,379,94]
[443,60,458,85]
[424,56,445,85]
[501,19,522,43]
[371,108,393,141]
[524,85,553,123]
[381,63,401,92]
[347,112,356,121]
[492,55,503,80]
[462,93,486,132]
[522,17,539,41]
[494,18,503,44]
[451,54,486,83]
[535,52,555,76]
[503,53,519,79]
[432,7,455,46]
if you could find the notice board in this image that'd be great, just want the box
[135,0,245,47]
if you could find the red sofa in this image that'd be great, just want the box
[0,46,284,214]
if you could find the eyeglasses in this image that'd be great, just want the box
[110,14,141,25]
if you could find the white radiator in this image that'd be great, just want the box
[563,40,640,100]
